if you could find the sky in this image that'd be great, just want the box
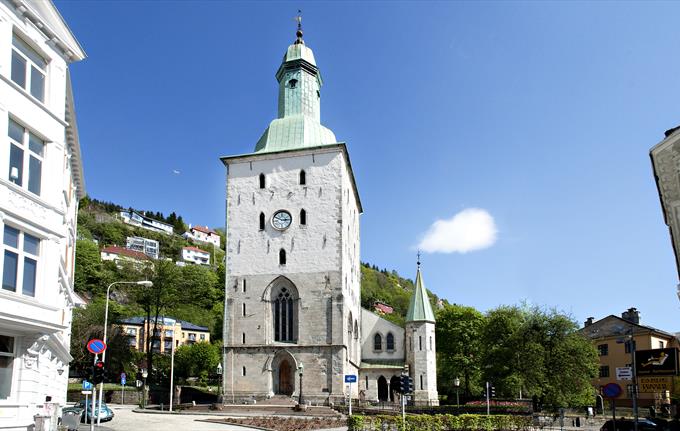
[56,1,680,331]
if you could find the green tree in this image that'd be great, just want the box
[74,239,104,294]
[436,304,485,398]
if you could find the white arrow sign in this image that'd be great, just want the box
[616,367,633,380]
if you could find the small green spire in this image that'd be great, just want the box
[406,257,436,323]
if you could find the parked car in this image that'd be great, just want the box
[62,400,114,423]
[601,419,663,431]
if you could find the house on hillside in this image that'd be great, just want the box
[126,236,159,259]
[119,210,173,235]
[182,246,210,265]
[101,245,151,267]
[182,225,220,248]
[120,316,210,353]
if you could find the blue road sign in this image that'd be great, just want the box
[345,375,357,383]
[121,377,126,385]
[86,339,106,355]
[82,380,94,390]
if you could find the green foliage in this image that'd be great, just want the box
[173,342,220,380]
[347,414,532,431]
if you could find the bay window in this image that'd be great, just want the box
[11,35,47,102]
[2,225,40,297]
[8,118,44,195]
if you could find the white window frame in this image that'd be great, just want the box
[1,224,41,297]
[11,34,47,103]
[0,334,17,402]
[8,118,45,196]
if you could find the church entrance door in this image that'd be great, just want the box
[389,376,400,402]
[377,376,388,402]
[278,359,294,395]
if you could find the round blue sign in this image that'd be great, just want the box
[602,383,622,398]
[87,339,107,355]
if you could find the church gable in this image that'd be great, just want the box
[361,308,405,362]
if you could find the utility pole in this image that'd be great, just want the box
[630,335,638,431]
[486,381,490,416]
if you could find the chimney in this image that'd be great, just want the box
[584,317,594,327]
[621,307,640,325]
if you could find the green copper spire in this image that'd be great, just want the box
[406,258,436,323]
[254,19,337,153]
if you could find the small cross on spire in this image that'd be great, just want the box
[294,10,304,44]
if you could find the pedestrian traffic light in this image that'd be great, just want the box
[92,360,105,384]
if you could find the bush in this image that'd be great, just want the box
[347,413,532,431]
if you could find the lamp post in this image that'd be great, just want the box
[98,280,152,424]
[298,364,304,407]
[454,377,460,410]
[216,362,223,404]
[142,368,148,409]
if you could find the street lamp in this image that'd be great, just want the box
[216,362,223,404]
[298,364,304,407]
[142,368,148,409]
[454,377,460,409]
[98,280,152,424]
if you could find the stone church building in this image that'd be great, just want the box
[220,26,438,406]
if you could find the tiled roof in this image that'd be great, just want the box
[101,246,149,260]
[374,302,394,315]
[192,225,217,235]
[183,246,209,254]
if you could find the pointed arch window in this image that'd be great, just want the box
[279,249,286,265]
[259,173,265,189]
[259,212,265,230]
[374,333,382,351]
[386,332,395,351]
[300,209,307,226]
[288,79,298,89]
[272,283,298,342]
[299,170,306,185]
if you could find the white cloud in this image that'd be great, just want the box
[418,208,498,254]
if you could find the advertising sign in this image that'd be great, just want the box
[639,377,672,393]
[635,348,679,376]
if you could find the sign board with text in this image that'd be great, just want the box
[635,348,678,376]
[639,377,672,393]
[616,367,633,380]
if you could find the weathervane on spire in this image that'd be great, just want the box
[417,250,421,268]
[294,10,304,44]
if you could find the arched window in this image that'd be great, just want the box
[279,249,286,265]
[300,209,306,225]
[259,173,265,189]
[272,282,298,342]
[354,321,359,340]
[386,332,395,351]
[243,366,247,376]
[259,212,265,230]
[299,170,306,185]
[288,78,298,89]
[374,333,382,351]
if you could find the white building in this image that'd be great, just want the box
[220,26,438,406]
[126,236,159,259]
[181,246,210,265]
[119,210,173,235]
[0,1,86,429]
[100,245,150,266]
[182,225,220,248]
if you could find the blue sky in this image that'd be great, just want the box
[57,1,680,331]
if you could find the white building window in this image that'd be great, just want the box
[8,119,44,195]
[11,35,46,102]
[2,225,40,297]
[0,335,14,400]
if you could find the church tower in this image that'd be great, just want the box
[405,260,439,406]
[220,22,362,405]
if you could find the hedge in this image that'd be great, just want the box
[347,414,533,431]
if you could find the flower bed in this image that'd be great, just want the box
[348,413,533,431]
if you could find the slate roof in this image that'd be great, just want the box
[406,267,436,323]
[579,315,675,339]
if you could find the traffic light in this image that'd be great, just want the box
[400,375,414,394]
[490,386,496,398]
[92,360,106,384]
[407,376,414,394]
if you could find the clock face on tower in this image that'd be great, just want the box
[271,210,292,230]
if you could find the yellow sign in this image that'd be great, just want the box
[639,377,672,393]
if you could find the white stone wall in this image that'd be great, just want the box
[405,321,439,405]
[360,309,404,361]
[223,145,362,403]
[0,1,84,428]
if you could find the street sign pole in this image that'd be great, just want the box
[348,380,352,416]
[486,382,490,416]
[90,354,97,431]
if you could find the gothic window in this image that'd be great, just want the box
[242,333,246,344]
[419,336,422,351]
[299,170,306,185]
[259,173,265,189]
[374,333,382,351]
[279,249,286,265]
[386,332,395,351]
[272,283,298,342]
[259,213,265,230]
[300,209,307,226]
[288,79,298,88]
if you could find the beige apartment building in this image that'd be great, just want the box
[120,317,210,354]
[581,308,678,408]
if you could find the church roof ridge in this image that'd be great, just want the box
[406,265,436,323]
